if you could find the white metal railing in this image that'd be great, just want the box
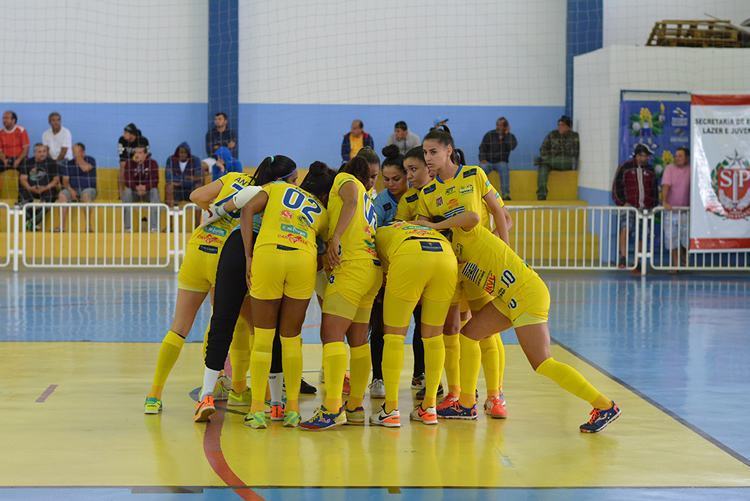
[0,203,9,267]
[180,203,202,262]
[506,206,642,271]
[650,206,750,271]
[19,203,172,268]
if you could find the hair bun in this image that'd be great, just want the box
[381,144,400,160]
[309,160,328,173]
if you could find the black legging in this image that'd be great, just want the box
[370,293,425,380]
[204,230,283,372]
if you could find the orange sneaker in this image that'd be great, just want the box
[484,394,508,419]
[269,401,285,421]
[369,404,400,428]
[435,393,459,412]
[194,395,216,423]
[410,404,438,425]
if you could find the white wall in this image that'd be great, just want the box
[574,45,750,193]
[239,0,566,106]
[0,0,208,103]
[604,0,749,47]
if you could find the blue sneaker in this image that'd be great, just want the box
[299,405,347,431]
[436,400,478,420]
[580,402,621,433]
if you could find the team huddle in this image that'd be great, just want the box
[144,128,622,433]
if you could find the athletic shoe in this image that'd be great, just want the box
[580,402,621,433]
[264,400,272,415]
[300,405,347,431]
[435,392,459,411]
[213,375,232,401]
[227,388,251,407]
[283,410,301,428]
[193,395,216,423]
[244,411,268,429]
[437,400,478,420]
[369,379,386,399]
[269,401,285,421]
[344,405,366,425]
[416,383,444,400]
[144,397,162,415]
[300,378,317,395]
[370,405,401,428]
[410,404,438,425]
[411,374,425,390]
[342,374,351,396]
[484,393,508,419]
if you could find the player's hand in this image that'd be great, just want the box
[326,236,341,268]
[200,204,225,227]
[413,219,435,229]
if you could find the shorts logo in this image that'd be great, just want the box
[460,185,474,195]
[483,272,496,294]
[436,197,444,207]
[198,244,219,254]
[204,225,227,237]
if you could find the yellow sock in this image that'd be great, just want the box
[149,330,185,399]
[323,341,347,410]
[480,335,499,397]
[422,335,445,409]
[496,333,506,392]
[347,344,371,409]
[249,327,275,412]
[458,334,481,408]
[536,358,612,409]
[229,318,251,392]
[382,334,405,412]
[443,334,461,394]
[281,335,303,412]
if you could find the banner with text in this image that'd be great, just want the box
[690,95,750,251]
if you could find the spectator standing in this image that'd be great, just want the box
[57,143,97,232]
[612,144,659,268]
[42,112,73,164]
[661,147,691,267]
[341,119,374,163]
[385,121,420,156]
[535,115,579,200]
[210,146,243,181]
[122,145,160,232]
[19,144,60,229]
[479,117,518,200]
[0,110,30,172]
[165,142,203,207]
[118,123,150,195]
[205,112,237,157]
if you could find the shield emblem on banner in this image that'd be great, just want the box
[710,151,750,220]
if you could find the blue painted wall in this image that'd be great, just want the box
[2,103,207,167]
[566,0,603,117]
[239,103,564,169]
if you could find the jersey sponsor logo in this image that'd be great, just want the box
[436,196,444,207]
[460,185,474,195]
[462,262,484,285]
[280,233,305,245]
[198,244,219,254]
[446,187,456,195]
[198,234,223,246]
[483,272,496,294]
[447,198,459,208]
[423,184,437,194]
[203,224,227,237]
[281,210,293,219]
[280,223,308,239]
[406,193,419,203]
[463,169,477,178]
[419,240,442,252]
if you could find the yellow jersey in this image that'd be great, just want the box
[189,172,254,250]
[255,181,327,257]
[327,172,378,261]
[395,187,421,221]
[416,165,502,232]
[453,224,539,308]
[375,220,450,267]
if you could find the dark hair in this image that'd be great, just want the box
[252,155,297,186]
[48,112,61,121]
[558,115,572,127]
[5,111,18,123]
[403,146,426,164]
[215,112,228,120]
[423,128,463,165]
[340,156,371,186]
[33,142,45,149]
[353,119,364,129]
[74,142,85,151]
[676,147,690,157]
[299,161,336,202]
[355,146,380,167]
[394,121,408,131]
[381,144,405,173]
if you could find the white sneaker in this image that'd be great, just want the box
[369,379,386,399]
[370,405,400,428]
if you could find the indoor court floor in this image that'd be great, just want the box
[1,270,749,500]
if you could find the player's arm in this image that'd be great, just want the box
[239,191,269,260]
[417,210,479,232]
[327,181,357,267]
[190,179,223,210]
[484,191,509,243]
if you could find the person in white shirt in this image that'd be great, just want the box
[385,121,421,156]
[42,112,73,164]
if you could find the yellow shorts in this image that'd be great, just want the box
[322,258,383,323]
[461,275,495,312]
[490,276,550,328]
[315,268,329,299]
[177,242,220,293]
[383,240,457,328]
[250,245,317,300]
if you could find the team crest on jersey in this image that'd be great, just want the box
[281,210,293,220]
[483,272,496,294]
[436,197,444,207]
[460,185,474,195]
[383,202,392,211]
[446,187,456,195]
